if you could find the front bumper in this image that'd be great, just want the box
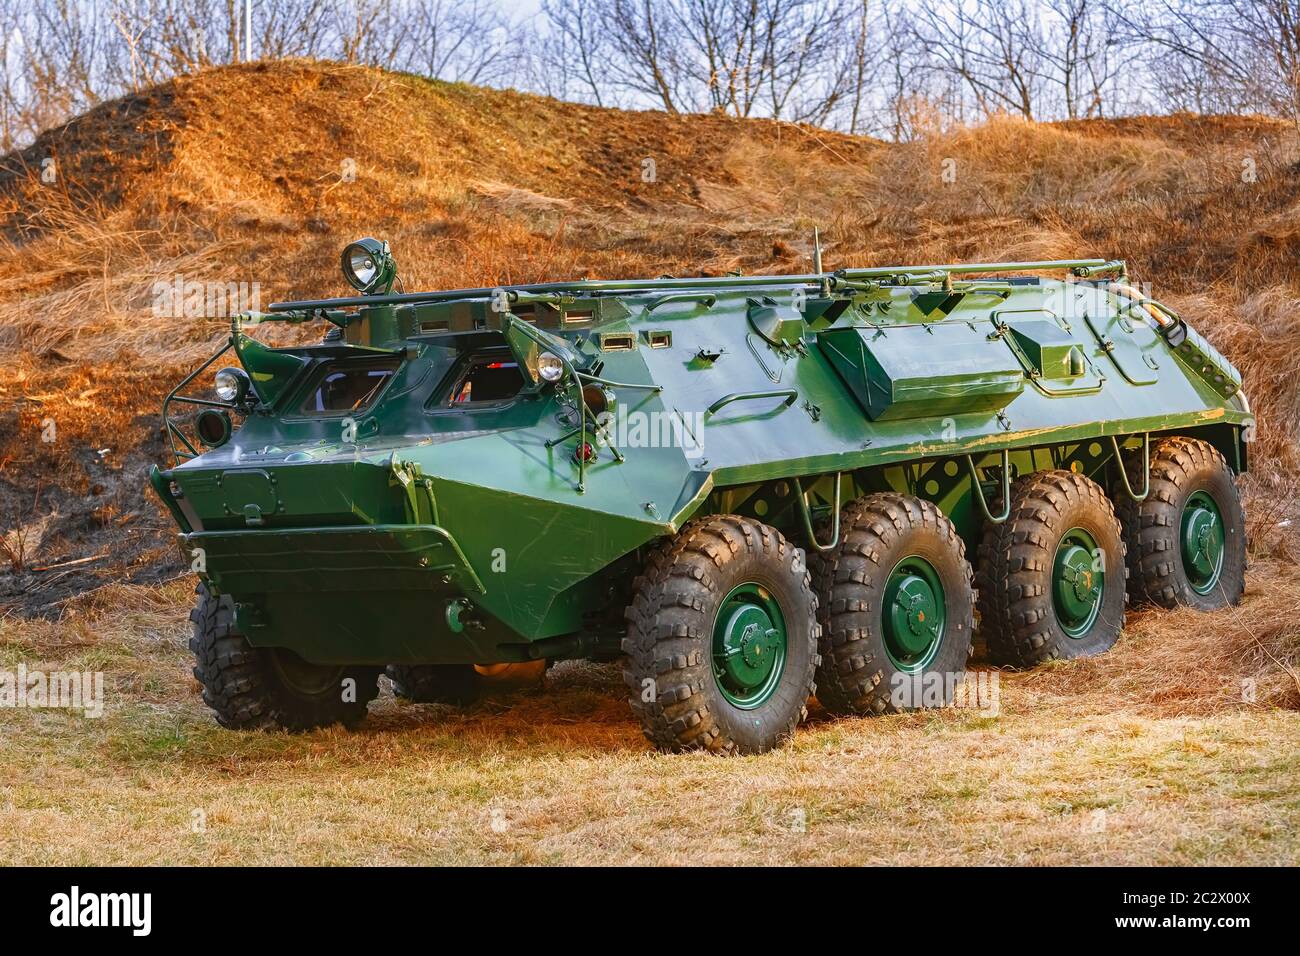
[177,523,514,665]
[180,524,484,596]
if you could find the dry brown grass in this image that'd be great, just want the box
[0,570,1296,866]
[3,63,1292,361]
[0,61,1297,864]
[1014,565,1300,717]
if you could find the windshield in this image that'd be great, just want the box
[298,357,402,415]
[437,348,525,407]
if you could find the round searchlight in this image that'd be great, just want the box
[341,237,397,294]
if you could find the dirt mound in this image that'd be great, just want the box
[1,62,1296,357]
[0,59,1297,620]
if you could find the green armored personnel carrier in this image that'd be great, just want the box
[151,239,1251,753]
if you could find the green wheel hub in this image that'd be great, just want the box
[1053,528,1103,638]
[712,583,787,709]
[882,556,945,671]
[1181,490,1225,594]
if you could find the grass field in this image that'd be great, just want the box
[2,570,1296,866]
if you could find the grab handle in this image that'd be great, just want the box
[965,449,1012,524]
[794,473,841,553]
[705,389,798,418]
[646,292,717,312]
[1111,433,1150,502]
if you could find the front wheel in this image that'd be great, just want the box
[189,584,379,731]
[622,515,819,755]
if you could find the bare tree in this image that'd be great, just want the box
[405,0,520,86]
[754,0,850,122]
[1038,0,1122,118]
[914,0,1044,119]
[254,0,333,61]
[538,0,613,106]
[550,0,850,120]
[876,1,938,139]
[1110,0,1300,126]
[604,0,684,112]
[843,0,873,133]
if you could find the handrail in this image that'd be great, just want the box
[705,389,799,418]
[267,259,1112,312]
[646,292,717,312]
[502,314,646,492]
[507,315,590,494]
[838,259,1107,280]
[794,474,841,553]
[1107,283,1177,330]
[576,371,663,391]
[1111,433,1150,502]
[965,449,1012,524]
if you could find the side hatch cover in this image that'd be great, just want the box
[1083,309,1160,386]
[818,322,1024,421]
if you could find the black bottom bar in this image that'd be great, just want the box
[0,866,1285,942]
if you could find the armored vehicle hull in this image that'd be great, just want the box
[152,250,1251,751]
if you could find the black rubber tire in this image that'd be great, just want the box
[189,584,378,731]
[622,515,819,755]
[386,664,480,705]
[1115,436,1246,610]
[812,493,974,715]
[976,470,1127,667]
[188,584,272,729]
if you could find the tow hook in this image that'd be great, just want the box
[446,597,483,633]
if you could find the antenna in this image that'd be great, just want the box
[813,227,831,295]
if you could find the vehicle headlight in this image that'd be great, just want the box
[195,409,232,447]
[214,367,250,403]
[341,237,396,294]
[537,352,566,383]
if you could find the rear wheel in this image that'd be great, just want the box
[622,515,819,755]
[977,471,1127,667]
[1115,436,1246,610]
[813,494,974,715]
[189,584,378,730]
